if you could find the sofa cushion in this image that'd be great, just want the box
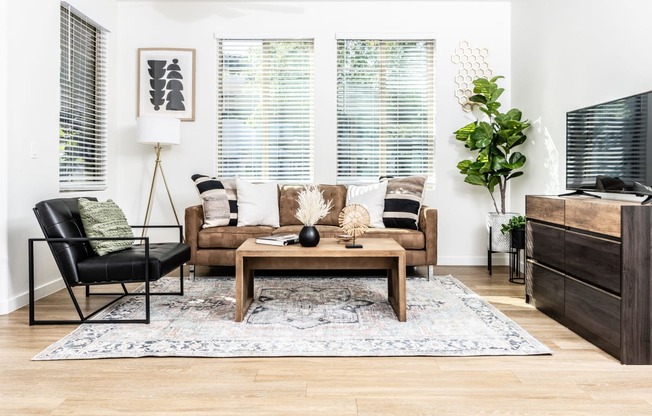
[279,185,346,226]
[274,225,343,239]
[274,226,424,250]
[382,175,427,230]
[198,225,275,249]
[346,181,388,228]
[363,228,425,250]
[236,178,280,227]
[191,174,237,227]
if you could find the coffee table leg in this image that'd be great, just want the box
[235,256,254,322]
[388,257,407,322]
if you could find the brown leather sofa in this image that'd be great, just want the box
[185,184,438,278]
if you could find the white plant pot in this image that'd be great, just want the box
[487,212,519,253]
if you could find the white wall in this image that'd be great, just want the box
[511,0,652,213]
[0,0,118,314]
[1,0,513,314]
[115,0,513,266]
[0,0,9,314]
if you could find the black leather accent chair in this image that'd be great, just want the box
[29,198,190,325]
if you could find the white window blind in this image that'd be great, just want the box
[59,4,107,191]
[216,39,314,182]
[337,39,435,183]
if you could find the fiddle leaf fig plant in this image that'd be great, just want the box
[454,76,530,214]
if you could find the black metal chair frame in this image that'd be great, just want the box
[28,224,185,325]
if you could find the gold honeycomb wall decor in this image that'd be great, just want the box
[451,41,492,112]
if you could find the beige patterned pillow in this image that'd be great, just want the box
[191,174,238,228]
[78,198,134,256]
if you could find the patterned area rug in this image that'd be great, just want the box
[33,275,551,360]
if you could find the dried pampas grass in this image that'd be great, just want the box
[295,186,334,226]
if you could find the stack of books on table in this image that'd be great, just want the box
[255,233,300,246]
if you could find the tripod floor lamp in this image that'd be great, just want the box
[137,116,181,234]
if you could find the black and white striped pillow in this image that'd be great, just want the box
[382,175,426,230]
[191,174,238,228]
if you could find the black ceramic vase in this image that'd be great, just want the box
[299,225,320,247]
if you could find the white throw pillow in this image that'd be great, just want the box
[236,178,280,227]
[346,181,388,228]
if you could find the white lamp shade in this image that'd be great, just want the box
[137,116,181,145]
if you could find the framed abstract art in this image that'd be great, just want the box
[137,48,196,121]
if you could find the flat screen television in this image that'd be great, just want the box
[566,90,652,203]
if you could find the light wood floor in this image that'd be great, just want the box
[2,266,652,415]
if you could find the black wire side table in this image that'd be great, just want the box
[487,226,525,284]
[509,228,525,284]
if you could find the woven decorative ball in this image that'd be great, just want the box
[338,204,370,238]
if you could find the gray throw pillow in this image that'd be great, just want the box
[78,198,134,256]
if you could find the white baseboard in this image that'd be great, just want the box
[438,255,511,266]
[0,278,65,315]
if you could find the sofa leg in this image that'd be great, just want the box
[189,265,195,281]
[427,265,434,281]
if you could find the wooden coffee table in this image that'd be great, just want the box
[235,238,406,322]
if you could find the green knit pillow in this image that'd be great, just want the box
[78,198,134,256]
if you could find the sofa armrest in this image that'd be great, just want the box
[419,205,438,266]
[184,205,204,265]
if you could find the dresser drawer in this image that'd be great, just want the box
[527,221,565,271]
[530,261,565,321]
[565,230,621,294]
[565,276,621,359]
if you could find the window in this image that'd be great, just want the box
[59,4,107,191]
[216,39,314,182]
[337,38,435,183]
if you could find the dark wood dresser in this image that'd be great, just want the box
[526,195,652,364]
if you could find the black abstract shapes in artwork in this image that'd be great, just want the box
[147,60,167,111]
[165,59,185,111]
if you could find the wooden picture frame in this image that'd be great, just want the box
[137,48,196,121]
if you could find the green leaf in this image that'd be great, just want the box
[457,159,472,173]
[468,94,487,104]
[490,87,505,103]
[454,122,476,141]
[505,108,522,121]
[487,176,500,193]
[464,174,487,187]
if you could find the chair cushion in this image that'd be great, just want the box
[78,198,134,256]
[34,198,97,285]
[76,242,190,284]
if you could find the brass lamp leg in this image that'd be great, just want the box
[142,143,180,238]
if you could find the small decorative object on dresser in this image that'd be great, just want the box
[294,185,334,247]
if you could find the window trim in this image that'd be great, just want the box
[59,3,108,192]
[215,37,315,182]
[335,36,436,184]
